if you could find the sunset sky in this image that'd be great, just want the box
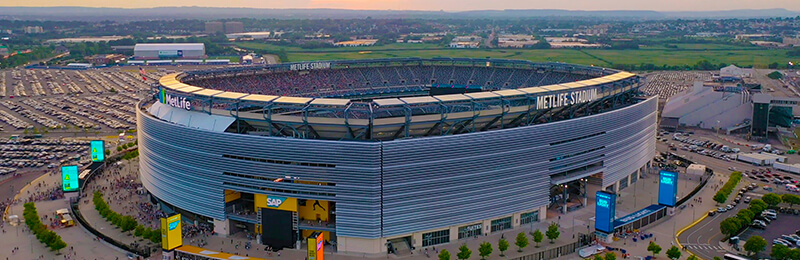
[1,0,799,12]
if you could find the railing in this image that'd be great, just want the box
[511,233,596,260]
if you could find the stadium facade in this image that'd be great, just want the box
[137,58,657,254]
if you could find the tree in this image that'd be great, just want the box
[749,199,768,214]
[666,246,682,260]
[457,244,472,260]
[720,218,742,237]
[647,241,662,257]
[545,222,560,243]
[737,209,755,222]
[744,236,767,257]
[687,255,700,260]
[50,237,67,253]
[763,193,782,207]
[713,192,727,204]
[787,248,800,259]
[605,252,617,260]
[772,244,790,260]
[782,194,800,208]
[120,215,138,232]
[498,238,509,256]
[478,242,493,260]
[515,232,529,252]
[438,249,451,260]
[713,257,722,260]
[532,229,543,247]
[594,255,604,260]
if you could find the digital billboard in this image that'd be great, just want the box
[61,165,79,192]
[90,140,105,162]
[595,191,616,233]
[658,171,679,207]
[161,214,183,250]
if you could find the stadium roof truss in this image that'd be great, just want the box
[152,58,642,141]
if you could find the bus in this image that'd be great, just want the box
[723,253,751,260]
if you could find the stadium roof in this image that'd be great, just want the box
[134,43,205,51]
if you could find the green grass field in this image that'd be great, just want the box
[235,42,796,68]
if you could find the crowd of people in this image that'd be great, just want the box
[185,66,594,99]
[22,182,64,203]
[86,161,165,230]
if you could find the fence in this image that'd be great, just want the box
[511,233,595,260]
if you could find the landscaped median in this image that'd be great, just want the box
[22,202,67,253]
[713,171,742,204]
[92,191,161,244]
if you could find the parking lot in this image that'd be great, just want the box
[739,210,800,252]
[0,68,169,133]
[0,138,93,176]
[0,67,175,177]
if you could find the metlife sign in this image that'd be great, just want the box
[536,88,598,110]
[595,191,616,233]
[290,62,332,71]
[658,171,679,207]
[160,88,192,111]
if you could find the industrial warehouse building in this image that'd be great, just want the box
[133,43,205,60]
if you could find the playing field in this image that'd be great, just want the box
[236,42,796,68]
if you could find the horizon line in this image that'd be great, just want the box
[0,5,798,13]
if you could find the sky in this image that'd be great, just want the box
[1,0,799,12]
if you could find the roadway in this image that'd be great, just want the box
[663,128,800,259]
[656,128,797,259]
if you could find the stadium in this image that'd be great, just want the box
[136,58,657,255]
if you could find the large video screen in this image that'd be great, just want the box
[595,191,616,233]
[658,170,679,207]
[61,165,79,192]
[90,140,105,162]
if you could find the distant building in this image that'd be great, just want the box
[784,37,800,47]
[720,65,752,79]
[205,22,224,34]
[23,26,43,34]
[54,46,69,54]
[225,32,274,40]
[735,34,774,41]
[334,39,378,47]
[85,54,127,65]
[449,36,482,49]
[224,22,244,34]
[133,43,205,60]
[497,35,539,48]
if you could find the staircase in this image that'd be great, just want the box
[388,237,412,256]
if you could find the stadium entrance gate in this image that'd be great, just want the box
[225,190,335,250]
[548,178,590,215]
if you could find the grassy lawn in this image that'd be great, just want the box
[235,42,796,68]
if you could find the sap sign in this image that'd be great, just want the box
[595,191,616,233]
[267,196,287,208]
[658,171,679,207]
[159,89,191,110]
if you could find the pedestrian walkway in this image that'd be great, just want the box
[683,243,725,251]
[0,170,128,260]
[590,172,727,260]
